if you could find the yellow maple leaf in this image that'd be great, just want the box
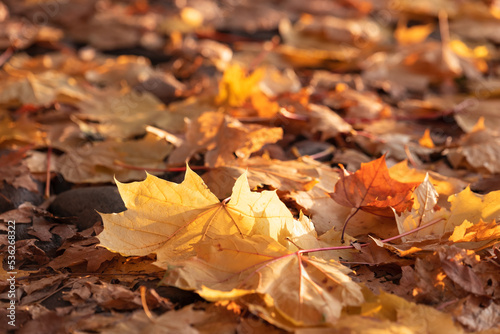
[447,187,500,229]
[98,167,295,265]
[215,63,264,107]
[164,234,364,327]
[449,219,500,244]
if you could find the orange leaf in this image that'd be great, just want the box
[330,155,419,217]
[449,220,500,244]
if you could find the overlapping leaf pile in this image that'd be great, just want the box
[98,157,500,331]
[1,0,500,333]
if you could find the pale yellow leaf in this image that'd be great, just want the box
[98,167,294,264]
[164,234,364,327]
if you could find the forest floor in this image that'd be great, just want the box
[1,1,500,333]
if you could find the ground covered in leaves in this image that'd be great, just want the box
[1,0,500,333]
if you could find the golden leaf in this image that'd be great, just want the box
[449,219,500,244]
[215,63,264,107]
[98,167,294,264]
[447,187,500,229]
[164,234,364,326]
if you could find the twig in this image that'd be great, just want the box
[0,46,14,68]
[45,145,52,198]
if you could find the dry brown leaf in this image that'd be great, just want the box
[202,156,319,198]
[48,237,116,272]
[323,84,392,122]
[278,15,380,68]
[168,112,283,167]
[75,87,174,139]
[307,104,353,140]
[447,119,500,174]
[0,113,46,149]
[101,303,239,334]
[288,160,352,234]
[0,147,38,192]
[0,67,86,106]
[56,133,172,183]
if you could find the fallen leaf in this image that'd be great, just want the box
[419,129,435,148]
[215,63,264,107]
[394,174,449,241]
[0,67,86,106]
[307,104,353,140]
[0,147,38,192]
[0,113,46,148]
[101,303,239,334]
[167,112,283,167]
[75,86,173,139]
[449,219,500,244]
[98,166,295,264]
[395,22,435,45]
[56,133,172,183]
[164,234,364,327]
[388,160,467,208]
[289,160,352,234]
[447,118,500,174]
[202,156,319,199]
[330,155,419,217]
[48,237,116,272]
[447,187,500,229]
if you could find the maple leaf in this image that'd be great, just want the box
[449,219,500,246]
[447,118,500,174]
[0,113,46,148]
[98,166,295,264]
[447,186,500,229]
[202,156,319,198]
[329,155,419,241]
[0,64,87,106]
[56,133,172,183]
[163,234,364,327]
[168,112,283,167]
[215,63,264,107]
[388,160,467,208]
[289,159,352,234]
[0,147,38,192]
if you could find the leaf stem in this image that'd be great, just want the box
[299,216,446,255]
[45,145,52,198]
[379,216,445,243]
[341,207,361,244]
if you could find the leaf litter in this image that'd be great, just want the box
[0,1,499,333]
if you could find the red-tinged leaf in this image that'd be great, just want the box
[330,155,420,217]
